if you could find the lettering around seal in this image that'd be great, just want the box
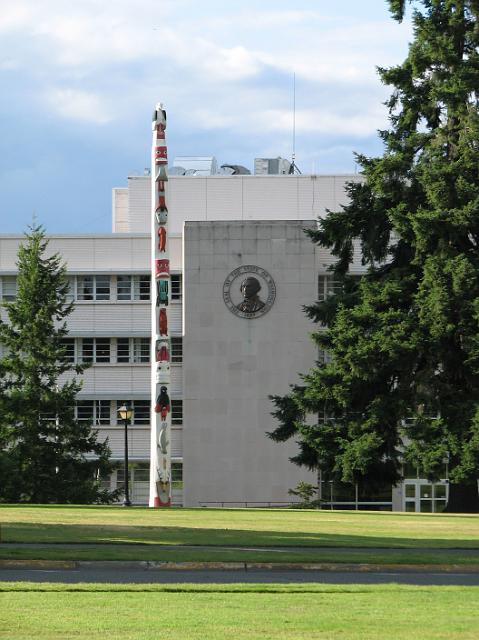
[223,265,276,319]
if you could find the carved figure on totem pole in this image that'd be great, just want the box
[158,226,167,252]
[159,308,168,335]
[156,280,168,306]
[155,385,170,419]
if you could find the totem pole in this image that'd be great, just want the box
[149,103,171,507]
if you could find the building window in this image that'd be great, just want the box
[81,338,111,363]
[318,275,342,302]
[318,349,332,365]
[60,338,76,363]
[117,338,150,363]
[133,275,150,300]
[117,338,130,363]
[117,276,132,301]
[172,399,182,425]
[77,276,111,301]
[171,337,183,363]
[171,274,182,301]
[132,462,150,482]
[1,276,17,301]
[171,461,183,490]
[117,400,150,425]
[117,275,150,301]
[65,276,75,303]
[95,275,110,300]
[76,400,111,425]
[77,276,94,301]
[39,411,57,424]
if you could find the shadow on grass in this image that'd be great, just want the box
[2,522,479,549]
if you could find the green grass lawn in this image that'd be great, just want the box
[1,583,479,639]
[1,505,478,564]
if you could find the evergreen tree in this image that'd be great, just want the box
[270,0,479,511]
[0,226,115,503]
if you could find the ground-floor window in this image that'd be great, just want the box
[172,461,183,490]
[101,461,183,505]
[402,462,448,512]
[318,475,392,510]
[403,481,448,512]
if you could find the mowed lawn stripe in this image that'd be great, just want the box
[1,583,479,639]
[1,506,479,549]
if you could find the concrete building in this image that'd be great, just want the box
[0,172,449,511]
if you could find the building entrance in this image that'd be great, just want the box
[403,480,448,512]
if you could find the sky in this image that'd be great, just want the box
[0,1,414,234]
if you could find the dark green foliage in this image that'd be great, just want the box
[0,226,115,503]
[270,1,479,508]
[288,482,321,509]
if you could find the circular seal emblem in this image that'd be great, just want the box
[223,265,276,319]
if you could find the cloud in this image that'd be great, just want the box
[44,89,111,124]
[0,0,414,233]
[0,5,32,32]
[190,104,389,139]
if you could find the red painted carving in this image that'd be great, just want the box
[159,308,168,335]
[158,227,167,252]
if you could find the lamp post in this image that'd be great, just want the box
[118,404,133,507]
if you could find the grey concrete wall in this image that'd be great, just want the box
[183,220,317,506]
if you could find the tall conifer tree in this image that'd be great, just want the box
[0,226,114,503]
[270,0,479,511]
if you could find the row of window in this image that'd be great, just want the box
[1,274,364,304]
[103,461,183,490]
[0,274,182,303]
[75,399,183,425]
[61,337,183,364]
[318,274,362,302]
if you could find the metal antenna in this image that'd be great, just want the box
[292,72,296,166]
[289,73,301,174]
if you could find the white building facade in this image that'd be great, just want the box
[0,173,449,511]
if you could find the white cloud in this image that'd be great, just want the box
[0,5,32,32]
[0,2,412,162]
[190,103,388,139]
[44,89,111,124]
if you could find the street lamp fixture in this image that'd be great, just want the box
[118,403,134,507]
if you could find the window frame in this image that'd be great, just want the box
[76,275,111,302]
[116,338,150,364]
[80,338,111,364]
[171,274,182,301]
[1,276,17,302]
[170,337,183,364]
[171,399,183,425]
[76,400,111,426]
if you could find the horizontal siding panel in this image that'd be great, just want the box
[205,177,243,221]
[243,177,298,220]
[168,178,207,234]
[131,237,151,270]
[169,304,183,333]
[169,237,182,272]
[0,239,22,270]
[99,427,150,458]
[351,238,369,273]
[131,482,149,503]
[67,304,150,334]
[98,427,180,461]
[170,366,183,394]
[313,177,338,218]
[47,237,149,272]
[112,188,129,232]
[171,428,183,457]
[297,178,316,220]
[128,177,151,233]
[60,366,150,395]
